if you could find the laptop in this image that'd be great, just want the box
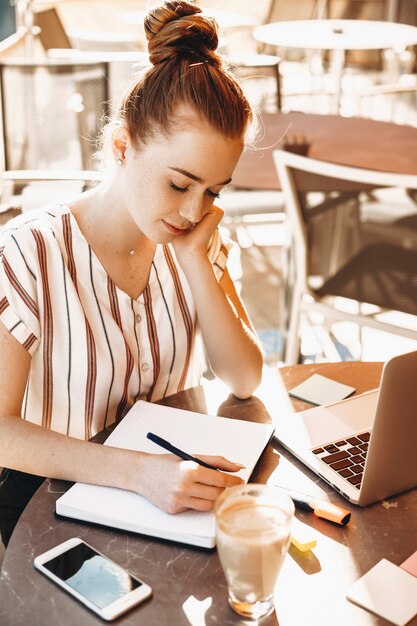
[274,350,417,506]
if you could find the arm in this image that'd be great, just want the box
[0,322,242,514]
[172,209,263,399]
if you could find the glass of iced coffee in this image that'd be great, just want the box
[215,484,294,620]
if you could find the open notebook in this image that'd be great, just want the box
[55,401,274,548]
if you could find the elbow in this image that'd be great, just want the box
[0,412,10,436]
[233,388,255,400]
[232,379,261,400]
[211,344,264,399]
[0,413,13,466]
[231,359,263,400]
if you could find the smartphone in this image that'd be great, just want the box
[34,537,152,621]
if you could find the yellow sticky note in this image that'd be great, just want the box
[290,516,317,552]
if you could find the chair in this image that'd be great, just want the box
[32,6,72,51]
[273,149,417,364]
[0,28,28,59]
[0,57,109,173]
[357,80,417,126]
[348,78,417,250]
[0,20,109,210]
[264,0,327,22]
[227,53,282,111]
[0,169,104,214]
[217,3,282,111]
[0,203,21,226]
[249,1,332,113]
[218,188,285,251]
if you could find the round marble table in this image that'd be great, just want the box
[1,363,416,626]
[254,19,417,112]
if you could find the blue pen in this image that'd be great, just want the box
[146,432,219,470]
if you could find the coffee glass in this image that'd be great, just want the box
[215,484,294,620]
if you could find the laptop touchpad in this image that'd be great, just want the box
[324,391,378,433]
[294,391,379,449]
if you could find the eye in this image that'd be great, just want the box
[207,190,221,199]
[170,182,188,193]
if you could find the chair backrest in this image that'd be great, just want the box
[1,169,105,213]
[33,7,72,50]
[0,205,21,226]
[265,0,322,22]
[358,82,417,126]
[0,27,48,60]
[328,0,389,21]
[0,58,109,172]
[272,149,417,289]
[0,29,27,58]
[274,149,417,188]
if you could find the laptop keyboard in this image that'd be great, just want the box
[311,432,371,490]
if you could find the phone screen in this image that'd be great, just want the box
[42,542,143,609]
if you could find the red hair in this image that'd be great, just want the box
[117,0,253,145]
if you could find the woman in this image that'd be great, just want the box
[0,0,263,546]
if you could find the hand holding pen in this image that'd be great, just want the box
[147,432,223,469]
[138,432,245,515]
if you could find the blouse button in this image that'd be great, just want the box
[135,314,142,323]
[141,363,150,372]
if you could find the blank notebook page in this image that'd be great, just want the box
[56,401,274,545]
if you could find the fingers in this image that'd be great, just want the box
[199,468,243,490]
[177,495,218,512]
[141,453,245,515]
[185,482,223,502]
[164,461,244,513]
[188,457,245,490]
[205,206,224,226]
[196,455,246,473]
[190,206,223,235]
[162,481,235,514]
[162,495,218,514]
[185,461,244,494]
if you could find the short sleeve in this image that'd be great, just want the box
[0,227,40,356]
[207,228,233,281]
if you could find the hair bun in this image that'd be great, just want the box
[145,1,219,66]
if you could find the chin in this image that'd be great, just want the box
[150,229,175,245]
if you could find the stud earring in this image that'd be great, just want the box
[116,157,124,167]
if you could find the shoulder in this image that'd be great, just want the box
[0,204,69,260]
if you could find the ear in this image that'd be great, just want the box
[111,126,130,161]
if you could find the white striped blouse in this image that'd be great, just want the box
[0,204,230,440]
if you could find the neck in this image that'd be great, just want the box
[70,180,148,257]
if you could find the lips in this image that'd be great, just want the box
[162,220,190,235]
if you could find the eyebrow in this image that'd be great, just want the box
[169,167,232,186]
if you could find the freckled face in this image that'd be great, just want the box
[119,118,244,243]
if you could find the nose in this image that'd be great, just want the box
[179,194,205,225]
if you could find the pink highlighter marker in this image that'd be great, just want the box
[274,485,351,525]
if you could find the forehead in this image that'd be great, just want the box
[138,109,244,178]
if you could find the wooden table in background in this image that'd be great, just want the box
[233,111,417,191]
[1,362,416,626]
